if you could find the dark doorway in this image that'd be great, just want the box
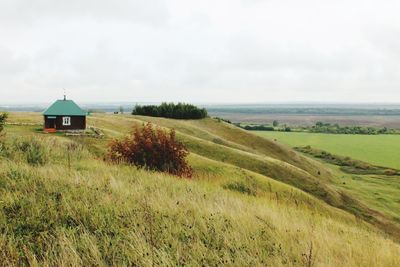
[46,118,56,129]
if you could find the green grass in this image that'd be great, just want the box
[253,131,400,169]
[7,114,400,233]
[2,113,400,265]
[332,168,400,222]
[2,155,399,266]
[254,130,400,236]
[7,113,400,236]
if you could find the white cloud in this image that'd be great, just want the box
[0,0,400,103]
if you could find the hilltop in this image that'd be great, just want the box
[0,112,399,266]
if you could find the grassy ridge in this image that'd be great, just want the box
[87,115,340,203]
[83,114,400,240]
[7,113,400,239]
[1,112,400,265]
[0,131,399,265]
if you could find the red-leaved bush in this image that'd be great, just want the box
[107,123,193,177]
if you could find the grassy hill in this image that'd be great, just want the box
[85,114,400,239]
[1,112,400,266]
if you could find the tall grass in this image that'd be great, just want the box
[0,134,400,266]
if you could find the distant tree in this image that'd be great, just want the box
[119,106,124,114]
[378,127,388,134]
[272,120,279,127]
[132,102,208,120]
[0,113,8,135]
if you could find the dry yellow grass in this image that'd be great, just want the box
[1,112,399,266]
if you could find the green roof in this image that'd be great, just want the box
[43,99,86,116]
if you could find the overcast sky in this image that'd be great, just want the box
[1,0,400,104]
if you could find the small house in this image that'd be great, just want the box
[43,96,87,132]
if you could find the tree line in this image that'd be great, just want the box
[132,103,208,119]
[310,122,398,135]
[236,120,291,132]
[236,120,399,135]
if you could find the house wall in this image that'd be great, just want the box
[44,116,86,130]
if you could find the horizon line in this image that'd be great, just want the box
[2,101,400,106]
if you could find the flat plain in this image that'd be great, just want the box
[254,131,400,169]
[209,113,400,128]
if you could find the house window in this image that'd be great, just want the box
[62,116,71,126]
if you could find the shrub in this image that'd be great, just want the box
[383,169,399,176]
[214,117,232,124]
[0,141,8,157]
[132,102,208,119]
[0,112,7,134]
[12,138,48,165]
[0,113,7,157]
[107,123,193,177]
[223,181,257,196]
[25,140,48,166]
[13,139,31,152]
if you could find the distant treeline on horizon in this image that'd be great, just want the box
[2,103,400,116]
[206,107,400,116]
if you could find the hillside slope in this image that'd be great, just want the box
[6,113,400,239]
[1,112,400,266]
[84,114,400,240]
[88,115,338,198]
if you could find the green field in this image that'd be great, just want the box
[254,131,400,169]
[254,130,400,223]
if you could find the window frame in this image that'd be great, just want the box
[62,116,71,126]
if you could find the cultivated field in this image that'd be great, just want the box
[254,131,400,169]
[207,104,400,128]
[210,113,400,128]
